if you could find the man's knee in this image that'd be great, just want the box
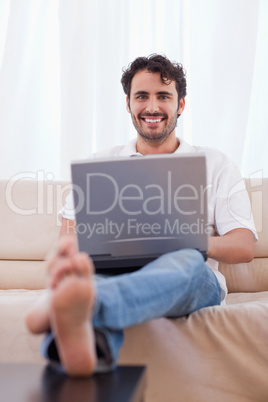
[162,248,205,272]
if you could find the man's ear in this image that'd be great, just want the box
[126,96,131,113]
[178,98,185,115]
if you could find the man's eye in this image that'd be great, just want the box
[160,96,169,100]
[137,95,146,99]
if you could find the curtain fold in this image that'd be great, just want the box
[0,0,61,179]
[242,0,268,179]
[0,0,267,181]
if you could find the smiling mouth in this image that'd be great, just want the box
[140,116,166,124]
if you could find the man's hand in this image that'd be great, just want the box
[208,228,255,264]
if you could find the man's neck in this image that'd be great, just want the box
[136,134,180,155]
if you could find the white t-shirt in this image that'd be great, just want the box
[59,138,258,302]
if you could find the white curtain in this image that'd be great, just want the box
[0,0,267,181]
[0,0,61,179]
[241,0,268,178]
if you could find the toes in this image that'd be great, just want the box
[48,258,74,289]
[48,254,94,289]
[46,235,78,265]
[46,235,94,290]
[72,253,95,279]
[57,235,78,257]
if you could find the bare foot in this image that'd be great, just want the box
[25,235,78,335]
[26,236,97,376]
[49,253,97,377]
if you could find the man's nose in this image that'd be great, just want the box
[145,97,159,114]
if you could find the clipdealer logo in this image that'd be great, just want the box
[5,171,72,225]
[75,217,211,240]
[82,171,208,215]
[74,171,212,239]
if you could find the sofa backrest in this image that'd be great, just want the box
[0,180,70,261]
[1,178,268,292]
[1,178,267,259]
[244,178,268,258]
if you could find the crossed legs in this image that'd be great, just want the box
[26,235,222,377]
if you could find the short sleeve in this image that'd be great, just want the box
[214,158,258,241]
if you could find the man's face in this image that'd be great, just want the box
[126,70,185,144]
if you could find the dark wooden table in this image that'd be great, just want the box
[0,363,146,402]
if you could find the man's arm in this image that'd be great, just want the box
[208,228,255,264]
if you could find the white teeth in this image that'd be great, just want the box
[144,118,162,123]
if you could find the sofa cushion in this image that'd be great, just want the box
[219,258,268,293]
[1,289,268,402]
[0,290,45,364]
[0,261,46,290]
[119,301,268,402]
[226,290,268,305]
[0,180,69,260]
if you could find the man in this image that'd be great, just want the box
[26,54,256,377]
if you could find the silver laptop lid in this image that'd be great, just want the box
[71,154,208,271]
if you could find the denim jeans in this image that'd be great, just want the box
[41,248,221,373]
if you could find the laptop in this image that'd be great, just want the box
[71,153,208,274]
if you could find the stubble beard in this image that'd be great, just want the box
[130,110,179,145]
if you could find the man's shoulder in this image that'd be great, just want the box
[178,138,232,165]
[192,144,234,168]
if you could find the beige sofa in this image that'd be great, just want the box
[1,178,268,402]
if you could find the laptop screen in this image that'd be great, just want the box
[71,154,208,272]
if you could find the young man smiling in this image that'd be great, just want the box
[26,54,257,377]
[123,56,186,155]
[126,69,185,153]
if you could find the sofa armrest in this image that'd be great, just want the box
[219,258,268,293]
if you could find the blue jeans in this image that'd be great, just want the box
[41,249,221,372]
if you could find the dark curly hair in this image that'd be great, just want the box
[121,54,187,107]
